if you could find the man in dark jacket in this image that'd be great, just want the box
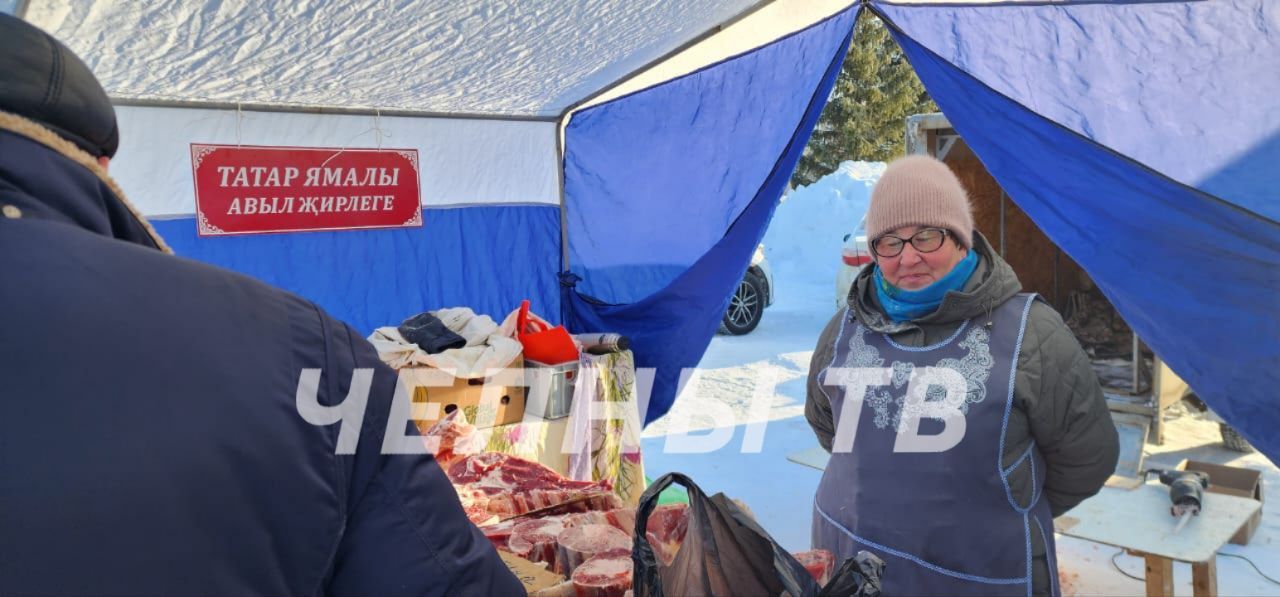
[0,15,521,596]
[807,156,1118,596]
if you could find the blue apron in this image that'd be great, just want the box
[812,294,1058,596]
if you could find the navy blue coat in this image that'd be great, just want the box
[0,125,523,596]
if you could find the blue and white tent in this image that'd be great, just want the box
[24,1,1280,460]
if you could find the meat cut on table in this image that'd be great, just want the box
[447,452,615,518]
[509,517,569,568]
[555,523,630,576]
[571,547,633,597]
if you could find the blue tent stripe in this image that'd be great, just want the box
[873,0,1280,223]
[877,8,1280,460]
[563,5,861,424]
[152,205,562,334]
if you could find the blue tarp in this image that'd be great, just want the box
[562,5,861,424]
[872,0,1280,460]
[154,205,562,334]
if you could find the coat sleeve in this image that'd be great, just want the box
[1021,302,1120,517]
[806,311,845,453]
[324,317,523,597]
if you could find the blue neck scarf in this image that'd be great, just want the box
[873,250,979,322]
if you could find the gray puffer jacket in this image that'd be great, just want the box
[805,231,1118,595]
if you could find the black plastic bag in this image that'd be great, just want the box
[632,473,883,597]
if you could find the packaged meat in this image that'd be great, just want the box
[421,409,484,468]
[643,503,689,565]
[571,548,633,597]
[555,524,631,576]
[792,549,836,586]
[644,503,688,542]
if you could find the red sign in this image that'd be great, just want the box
[190,144,422,236]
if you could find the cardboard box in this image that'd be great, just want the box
[1179,459,1264,545]
[499,550,567,595]
[401,357,526,429]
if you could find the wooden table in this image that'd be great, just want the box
[1054,483,1261,596]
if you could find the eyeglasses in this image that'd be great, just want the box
[871,228,950,258]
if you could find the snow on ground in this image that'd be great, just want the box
[640,161,1280,594]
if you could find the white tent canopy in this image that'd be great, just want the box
[24,0,852,217]
[26,0,770,117]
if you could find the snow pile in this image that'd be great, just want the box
[763,161,884,299]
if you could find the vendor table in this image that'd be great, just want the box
[1053,483,1260,597]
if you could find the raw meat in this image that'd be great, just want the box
[555,524,630,576]
[481,495,625,553]
[508,517,569,568]
[421,409,484,469]
[643,503,689,565]
[448,452,615,518]
[464,505,499,527]
[604,508,636,535]
[793,549,836,586]
[481,517,524,551]
[449,452,608,492]
[490,488,620,519]
[571,548,633,597]
[565,511,611,528]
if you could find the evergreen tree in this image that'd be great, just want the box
[791,12,936,188]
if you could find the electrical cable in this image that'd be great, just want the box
[1218,553,1280,586]
[1111,550,1280,586]
[1111,550,1145,582]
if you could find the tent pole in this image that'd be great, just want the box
[557,120,569,273]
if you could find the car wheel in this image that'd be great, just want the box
[721,272,765,335]
[1219,423,1255,453]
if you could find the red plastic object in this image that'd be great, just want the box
[517,300,579,365]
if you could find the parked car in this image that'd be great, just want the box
[835,218,872,309]
[1178,390,1255,453]
[720,245,774,335]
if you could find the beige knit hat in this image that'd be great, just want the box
[866,155,973,248]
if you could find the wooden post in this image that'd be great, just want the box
[1192,558,1218,597]
[1144,554,1175,597]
